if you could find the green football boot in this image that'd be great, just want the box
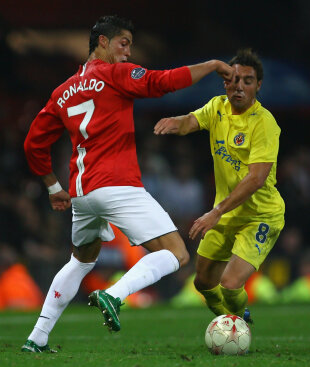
[88,290,122,332]
[21,339,57,353]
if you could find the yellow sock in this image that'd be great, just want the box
[200,285,229,316]
[220,285,248,317]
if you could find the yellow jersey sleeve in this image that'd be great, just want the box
[191,97,219,131]
[248,113,281,164]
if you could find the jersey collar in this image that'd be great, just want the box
[224,97,261,117]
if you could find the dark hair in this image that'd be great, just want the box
[229,49,264,81]
[89,15,134,55]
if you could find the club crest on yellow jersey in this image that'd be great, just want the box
[234,133,245,146]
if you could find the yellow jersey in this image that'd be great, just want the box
[192,95,285,225]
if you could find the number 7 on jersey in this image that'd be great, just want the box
[67,99,95,196]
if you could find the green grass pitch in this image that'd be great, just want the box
[1,304,310,367]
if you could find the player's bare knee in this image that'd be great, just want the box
[194,273,213,291]
[72,238,101,263]
[193,275,203,291]
[176,248,190,267]
[220,277,244,290]
[160,243,189,268]
[168,233,190,267]
[143,231,189,267]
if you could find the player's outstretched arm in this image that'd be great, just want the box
[154,113,199,136]
[42,172,71,211]
[188,60,233,85]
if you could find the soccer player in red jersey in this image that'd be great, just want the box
[22,15,233,352]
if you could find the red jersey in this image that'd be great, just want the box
[24,60,192,197]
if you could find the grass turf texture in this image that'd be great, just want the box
[1,304,310,367]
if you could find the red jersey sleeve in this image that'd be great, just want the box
[109,63,192,98]
[24,98,65,176]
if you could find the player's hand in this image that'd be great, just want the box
[215,61,234,82]
[154,117,180,135]
[189,208,222,240]
[49,190,71,211]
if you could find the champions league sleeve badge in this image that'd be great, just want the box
[234,132,245,146]
[131,67,146,79]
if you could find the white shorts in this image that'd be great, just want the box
[71,186,177,247]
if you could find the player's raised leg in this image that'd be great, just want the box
[89,231,189,332]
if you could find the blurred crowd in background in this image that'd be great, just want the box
[1,1,310,310]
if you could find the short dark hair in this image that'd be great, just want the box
[229,49,264,81]
[89,15,134,55]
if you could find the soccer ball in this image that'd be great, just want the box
[205,314,251,355]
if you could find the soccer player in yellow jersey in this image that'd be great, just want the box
[154,49,285,322]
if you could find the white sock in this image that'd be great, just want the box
[106,249,179,301]
[28,254,95,346]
